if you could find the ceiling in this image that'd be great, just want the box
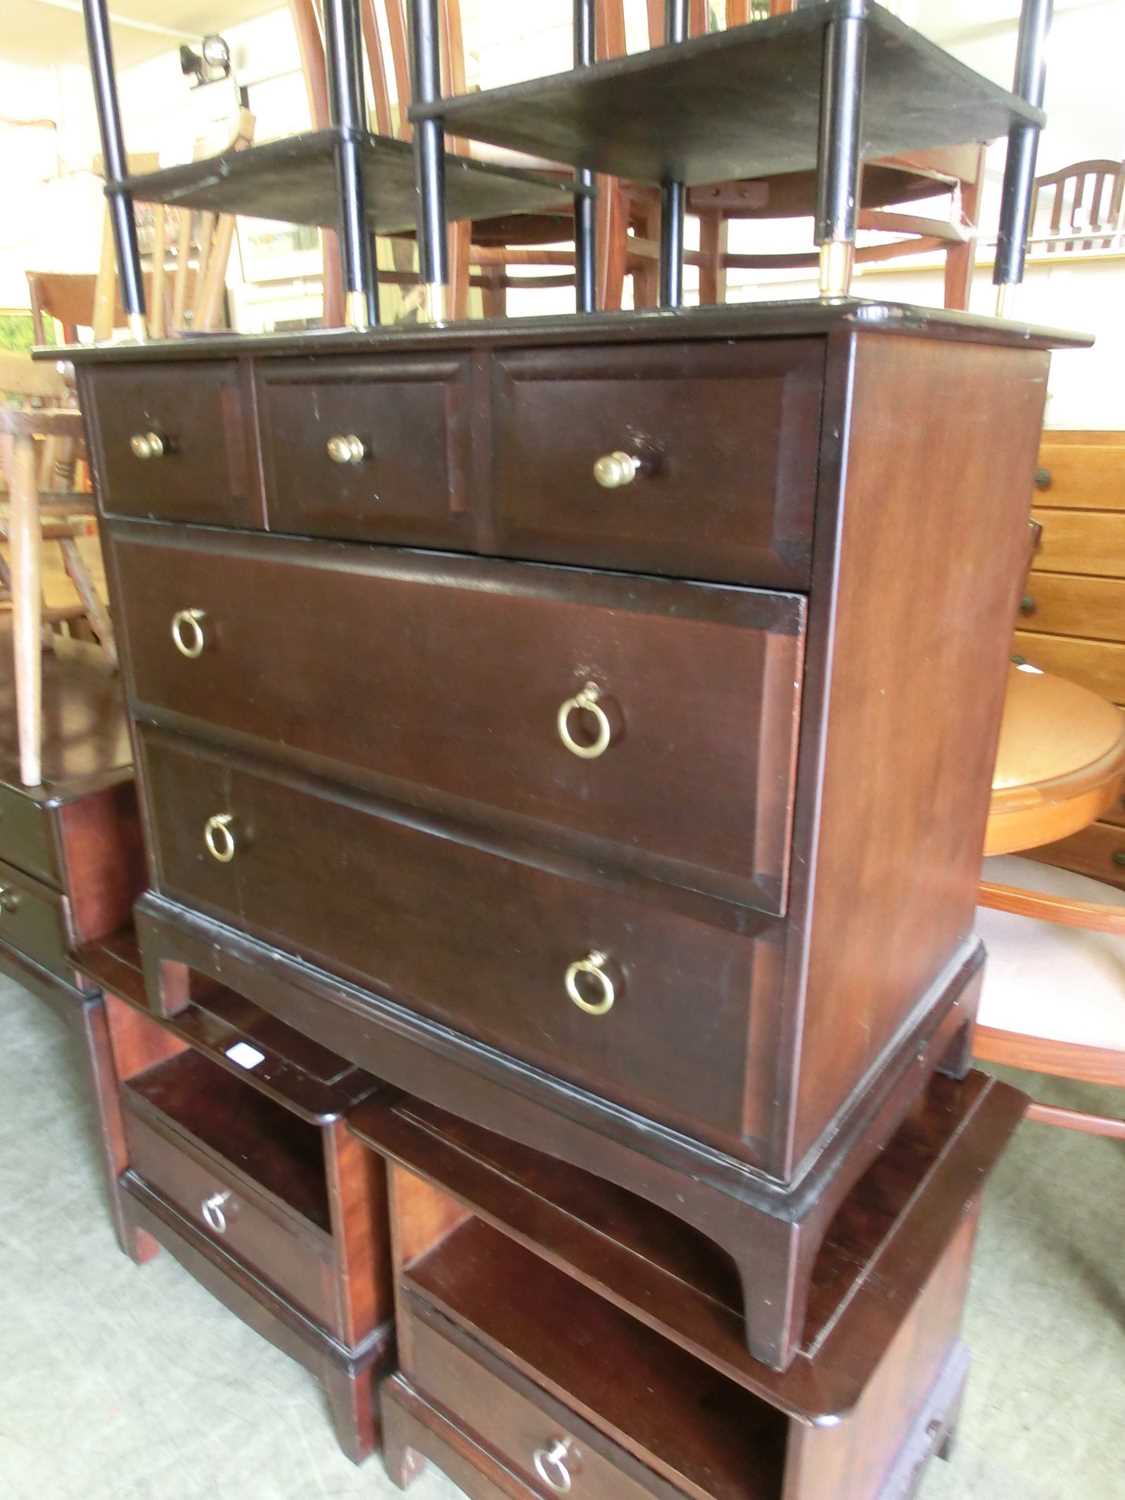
[2,0,283,68]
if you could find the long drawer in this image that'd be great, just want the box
[138,730,778,1154]
[113,526,805,912]
[121,1086,336,1329]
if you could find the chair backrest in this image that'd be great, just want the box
[90,110,254,341]
[1029,159,1125,255]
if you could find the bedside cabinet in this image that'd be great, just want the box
[74,930,395,1463]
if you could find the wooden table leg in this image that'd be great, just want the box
[9,432,42,786]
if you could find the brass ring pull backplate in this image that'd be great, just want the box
[171,608,206,658]
[326,433,366,465]
[532,1438,575,1493]
[130,431,165,461]
[565,951,616,1016]
[204,813,236,863]
[557,682,613,760]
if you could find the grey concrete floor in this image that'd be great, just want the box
[1,973,1123,1500]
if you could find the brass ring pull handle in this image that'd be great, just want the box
[204,813,236,864]
[129,431,165,461]
[0,886,21,915]
[201,1191,231,1234]
[593,450,640,488]
[557,683,613,760]
[532,1438,575,1494]
[326,433,366,465]
[565,951,616,1016]
[171,608,207,658]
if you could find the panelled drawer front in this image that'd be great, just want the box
[406,1305,666,1500]
[121,1102,336,1329]
[257,355,474,545]
[0,856,79,985]
[0,787,56,885]
[140,731,775,1154]
[113,527,805,912]
[84,362,255,525]
[491,339,823,587]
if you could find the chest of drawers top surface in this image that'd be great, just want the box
[79,302,1073,1194]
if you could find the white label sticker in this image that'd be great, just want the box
[225,1042,266,1070]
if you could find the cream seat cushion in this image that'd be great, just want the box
[977,855,1125,1051]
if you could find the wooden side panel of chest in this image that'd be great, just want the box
[786,333,1050,1171]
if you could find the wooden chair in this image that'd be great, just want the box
[1027,158,1125,257]
[288,0,645,317]
[975,663,1125,1137]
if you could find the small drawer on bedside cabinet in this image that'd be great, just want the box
[490,338,823,588]
[0,856,86,987]
[121,1048,337,1330]
[0,785,56,885]
[256,355,474,545]
[83,362,256,526]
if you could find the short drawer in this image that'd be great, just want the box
[113,526,805,912]
[490,339,823,587]
[139,731,777,1156]
[256,355,474,545]
[1030,507,1125,580]
[0,785,56,886]
[83,362,256,526]
[1017,572,1125,644]
[121,1081,336,1328]
[0,856,83,986]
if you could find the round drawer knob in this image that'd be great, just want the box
[201,1190,231,1234]
[326,433,366,465]
[129,431,165,461]
[557,682,613,760]
[171,608,207,658]
[532,1438,575,1494]
[1034,466,1052,490]
[0,886,21,915]
[593,450,640,489]
[204,813,236,863]
[565,951,616,1016]
[1113,850,1125,869]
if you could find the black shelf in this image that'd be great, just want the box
[123,127,586,235]
[412,2,1044,189]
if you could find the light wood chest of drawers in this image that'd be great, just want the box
[73,300,1078,1369]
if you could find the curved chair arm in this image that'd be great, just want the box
[978,879,1125,935]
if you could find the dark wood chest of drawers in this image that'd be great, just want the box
[73,300,1071,1370]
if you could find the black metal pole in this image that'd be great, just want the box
[994,0,1053,301]
[324,0,377,327]
[659,0,687,308]
[409,0,449,321]
[574,0,597,314]
[814,0,867,297]
[81,0,146,340]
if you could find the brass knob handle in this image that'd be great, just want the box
[0,886,21,915]
[130,431,165,461]
[326,433,366,465]
[201,1190,231,1234]
[1019,595,1036,615]
[593,450,640,489]
[204,813,236,863]
[557,683,613,760]
[1034,466,1052,490]
[1113,850,1125,868]
[532,1438,575,1493]
[565,951,616,1016]
[171,608,207,658]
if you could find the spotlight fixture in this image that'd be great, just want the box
[180,34,232,88]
